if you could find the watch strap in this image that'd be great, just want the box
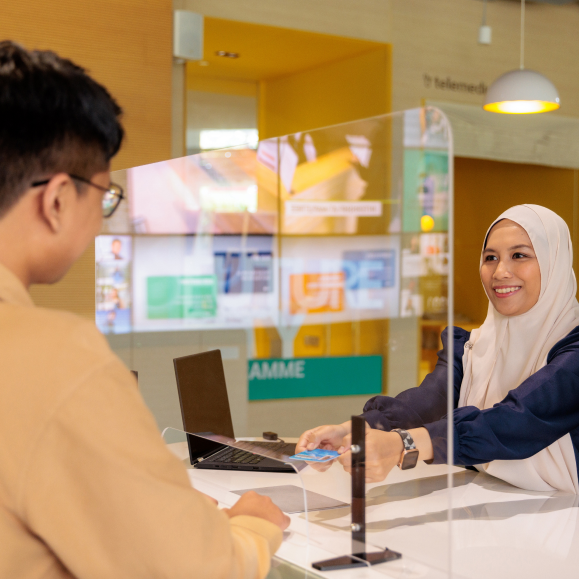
[392,428,416,451]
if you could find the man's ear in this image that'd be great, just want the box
[38,173,76,233]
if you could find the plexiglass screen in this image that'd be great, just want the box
[100,108,459,577]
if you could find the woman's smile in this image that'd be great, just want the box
[493,285,522,297]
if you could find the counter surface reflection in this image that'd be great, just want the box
[169,441,579,579]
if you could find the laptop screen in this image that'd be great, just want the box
[173,350,235,439]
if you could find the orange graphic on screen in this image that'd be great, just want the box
[289,273,345,314]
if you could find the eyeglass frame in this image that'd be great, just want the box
[31,174,125,218]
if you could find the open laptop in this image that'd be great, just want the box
[173,349,302,473]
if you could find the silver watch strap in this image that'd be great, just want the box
[392,428,416,451]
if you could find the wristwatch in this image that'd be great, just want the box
[391,428,420,470]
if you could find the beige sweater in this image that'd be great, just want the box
[0,263,282,579]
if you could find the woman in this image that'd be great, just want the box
[296,204,579,493]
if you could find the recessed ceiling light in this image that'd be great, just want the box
[215,51,239,59]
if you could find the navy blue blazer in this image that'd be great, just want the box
[361,326,579,468]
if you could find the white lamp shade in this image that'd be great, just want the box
[484,69,560,114]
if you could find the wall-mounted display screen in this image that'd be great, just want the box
[95,235,132,334]
[214,249,273,294]
[96,232,412,333]
[402,108,450,234]
[130,235,278,332]
[280,236,400,326]
[400,232,449,318]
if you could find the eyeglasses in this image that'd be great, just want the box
[31,174,125,218]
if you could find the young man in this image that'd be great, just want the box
[0,41,289,579]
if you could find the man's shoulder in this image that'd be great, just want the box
[0,303,127,491]
[0,302,115,370]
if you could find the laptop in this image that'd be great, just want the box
[173,349,302,473]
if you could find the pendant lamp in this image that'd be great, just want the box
[483,0,560,114]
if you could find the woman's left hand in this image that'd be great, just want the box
[338,429,403,483]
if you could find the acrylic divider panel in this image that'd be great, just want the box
[99,108,455,576]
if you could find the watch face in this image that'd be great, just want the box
[400,449,420,470]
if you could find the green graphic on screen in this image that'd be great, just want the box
[147,275,217,319]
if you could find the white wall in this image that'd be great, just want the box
[175,0,392,43]
[186,90,257,153]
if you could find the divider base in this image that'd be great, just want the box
[312,549,402,571]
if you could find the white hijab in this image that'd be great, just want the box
[458,204,579,493]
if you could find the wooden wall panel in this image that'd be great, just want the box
[28,242,97,320]
[391,0,579,115]
[1,0,173,318]
[2,0,173,173]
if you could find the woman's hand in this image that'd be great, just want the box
[338,427,433,483]
[296,422,351,453]
[338,429,403,483]
[295,421,352,472]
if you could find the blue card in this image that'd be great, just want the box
[290,449,340,462]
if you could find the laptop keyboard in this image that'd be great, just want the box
[210,442,296,465]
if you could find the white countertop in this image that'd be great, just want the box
[169,441,579,579]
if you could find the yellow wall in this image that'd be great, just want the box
[185,18,390,141]
[252,40,391,368]
[2,0,173,318]
[454,158,578,325]
[192,17,384,83]
[187,74,257,97]
[258,47,391,139]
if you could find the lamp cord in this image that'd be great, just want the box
[520,0,525,70]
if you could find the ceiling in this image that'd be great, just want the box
[186,17,386,84]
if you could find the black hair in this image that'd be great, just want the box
[483,218,505,250]
[0,41,124,216]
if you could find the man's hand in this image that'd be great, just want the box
[223,491,290,531]
[198,491,218,506]
[338,429,403,483]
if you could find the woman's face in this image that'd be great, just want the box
[480,219,541,316]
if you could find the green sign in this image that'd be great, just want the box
[147,275,217,319]
[248,355,382,400]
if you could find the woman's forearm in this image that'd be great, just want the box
[339,420,352,435]
[408,427,434,462]
[339,421,433,463]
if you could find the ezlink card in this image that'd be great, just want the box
[289,449,340,462]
